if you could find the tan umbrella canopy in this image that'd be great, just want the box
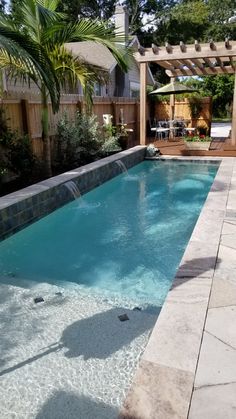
[149,80,198,121]
[149,81,197,96]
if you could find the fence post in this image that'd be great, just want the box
[76,99,82,113]
[21,99,32,139]
[111,101,117,125]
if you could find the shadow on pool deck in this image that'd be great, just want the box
[0,306,158,377]
[171,256,220,290]
[35,391,118,419]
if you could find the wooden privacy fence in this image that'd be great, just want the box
[154,97,212,134]
[1,94,140,159]
[1,93,212,159]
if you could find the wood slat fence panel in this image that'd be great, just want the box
[0,94,212,160]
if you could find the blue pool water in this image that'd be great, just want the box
[0,161,218,307]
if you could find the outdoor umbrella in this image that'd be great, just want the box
[149,80,198,124]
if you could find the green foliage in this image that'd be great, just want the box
[139,0,236,51]
[56,112,104,169]
[185,135,211,142]
[100,136,122,153]
[102,123,123,152]
[56,113,123,167]
[202,75,234,118]
[6,0,129,176]
[57,0,116,20]
[0,108,36,180]
[0,0,6,13]
[182,75,234,119]
[188,95,203,119]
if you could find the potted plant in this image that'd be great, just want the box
[184,135,212,150]
[117,123,129,150]
[101,123,122,156]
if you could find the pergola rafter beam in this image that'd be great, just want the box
[179,59,199,75]
[215,57,224,67]
[166,65,234,77]
[229,57,235,69]
[134,41,236,64]
[203,57,216,74]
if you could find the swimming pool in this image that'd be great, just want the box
[0,160,218,308]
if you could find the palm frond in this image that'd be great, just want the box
[43,20,131,72]
[0,28,60,111]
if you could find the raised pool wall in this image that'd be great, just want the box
[0,146,146,240]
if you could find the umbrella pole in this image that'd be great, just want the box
[169,92,175,140]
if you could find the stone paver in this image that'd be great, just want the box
[205,306,236,349]
[209,277,236,308]
[194,331,236,387]
[120,360,193,419]
[189,384,236,419]
[142,275,212,374]
[189,159,236,419]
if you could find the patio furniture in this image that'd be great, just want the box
[150,120,170,140]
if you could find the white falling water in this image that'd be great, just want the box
[115,160,128,175]
[64,181,81,200]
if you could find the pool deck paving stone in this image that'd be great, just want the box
[120,156,236,419]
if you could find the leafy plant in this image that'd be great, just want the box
[100,136,121,154]
[0,108,36,181]
[188,95,203,119]
[56,112,104,169]
[3,0,129,177]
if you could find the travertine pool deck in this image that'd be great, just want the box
[121,156,236,419]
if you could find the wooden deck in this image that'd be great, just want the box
[148,138,236,157]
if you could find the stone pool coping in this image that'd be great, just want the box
[120,155,235,419]
[0,146,146,240]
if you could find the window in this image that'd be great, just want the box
[94,83,102,97]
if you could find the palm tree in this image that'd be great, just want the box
[1,0,129,177]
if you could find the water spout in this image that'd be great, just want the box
[115,160,128,175]
[64,181,81,200]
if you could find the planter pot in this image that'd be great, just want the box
[118,136,128,150]
[185,141,211,151]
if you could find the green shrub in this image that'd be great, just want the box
[56,112,104,169]
[101,123,122,154]
[188,95,203,119]
[0,108,36,181]
[101,136,122,154]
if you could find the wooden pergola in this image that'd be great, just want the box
[135,40,236,145]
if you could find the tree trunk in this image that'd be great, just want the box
[41,86,52,178]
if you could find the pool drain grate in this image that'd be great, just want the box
[118,314,129,322]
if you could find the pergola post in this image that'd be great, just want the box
[140,62,147,145]
[170,77,175,121]
[231,71,236,145]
